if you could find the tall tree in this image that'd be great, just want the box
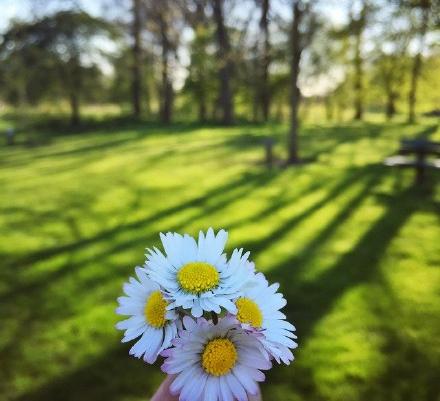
[287,1,303,163]
[376,52,408,119]
[287,1,317,164]
[350,1,368,120]
[159,6,173,124]
[372,10,410,120]
[145,0,180,124]
[258,0,271,121]
[404,0,432,123]
[182,0,211,122]
[212,0,234,124]
[131,0,143,118]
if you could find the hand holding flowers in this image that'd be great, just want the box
[116,229,297,401]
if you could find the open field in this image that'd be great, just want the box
[1,117,439,401]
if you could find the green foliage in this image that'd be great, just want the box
[109,46,156,113]
[0,115,439,401]
[0,11,118,108]
[181,23,218,119]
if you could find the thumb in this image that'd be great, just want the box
[150,375,178,401]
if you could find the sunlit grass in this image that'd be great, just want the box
[0,117,439,401]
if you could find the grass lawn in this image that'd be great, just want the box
[1,117,439,401]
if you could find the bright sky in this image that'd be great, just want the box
[0,0,24,30]
[0,0,104,30]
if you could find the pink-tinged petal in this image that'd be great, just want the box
[219,376,234,401]
[161,348,173,358]
[163,357,197,374]
[239,351,271,370]
[204,376,218,401]
[237,365,266,382]
[180,371,207,401]
[225,373,247,401]
[185,371,207,401]
[161,362,173,374]
[183,315,197,330]
[170,365,199,394]
[233,365,259,395]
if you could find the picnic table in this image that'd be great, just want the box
[385,139,440,184]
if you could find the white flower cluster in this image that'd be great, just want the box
[116,228,297,401]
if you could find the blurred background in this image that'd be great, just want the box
[0,0,439,400]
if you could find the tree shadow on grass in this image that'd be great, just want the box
[0,168,278,279]
[357,296,440,401]
[414,123,439,140]
[10,345,164,401]
[283,185,419,339]
[262,180,436,399]
[354,246,440,401]
[362,332,440,401]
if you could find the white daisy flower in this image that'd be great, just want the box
[234,273,298,364]
[161,315,271,401]
[115,267,178,363]
[145,228,253,318]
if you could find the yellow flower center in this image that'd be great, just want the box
[202,338,237,376]
[144,290,167,328]
[177,262,220,294]
[235,297,263,328]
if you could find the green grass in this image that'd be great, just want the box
[1,117,439,401]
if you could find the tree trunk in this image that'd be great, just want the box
[287,1,303,164]
[198,103,207,122]
[385,91,396,120]
[353,33,363,120]
[69,90,80,126]
[194,27,208,123]
[325,96,333,121]
[275,97,284,122]
[212,0,234,125]
[68,57,81,126]
[252,44,260,122]
[353,29,363,119]
[131,0,142,118]
[408,7,429,123]
[195,2,208,123]
[352,3,366,121]
[260,0,270,122]
[159,12,173,124]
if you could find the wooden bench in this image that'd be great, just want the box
[385,139,440,184]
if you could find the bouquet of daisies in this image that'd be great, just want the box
[116,228,297,401]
